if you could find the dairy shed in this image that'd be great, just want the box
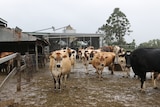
[0,18,49,70]
[25,25,104,52]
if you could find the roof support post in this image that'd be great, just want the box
[35,43,39,71]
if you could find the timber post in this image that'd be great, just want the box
[25,52,32,82]
[16,53,21,92]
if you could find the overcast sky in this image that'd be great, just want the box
[1,0,160,45]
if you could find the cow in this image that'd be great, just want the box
[49,51,62,90]
[49,50,72,90]
[130,48,160,91]
[92,51,115,80]
[111,46,132,77]
[100,46,114,52]
[113,45,125,64]
[69,49,77,71]
[0,52,14,74]
[117,50,132,77]
[78,47,101,74]
[61,47,77,71]
[152,72,160,88]
[0,52,14,58]
[78,48,91,74]
[124,51,132,77]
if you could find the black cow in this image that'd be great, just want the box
[130,48,160,91]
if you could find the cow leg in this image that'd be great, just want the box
[53,77,57,90]
[95,69,99,78]
[55,78,59,90]
[123,67,130,78]
[58,76,61,90]
[140,79,146,92]
[109,63,114,75]
[52,75,60,90]
[85,65,89,74]
[153,79,157,89]
[63,74,68,87]
[60,75,63,89]
[126,67,130,77]
[153,72,159,89]
[98,70,103,81]
[140,73,146,91]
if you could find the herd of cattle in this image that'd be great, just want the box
[1,46,160,92]
[49,45,160,92]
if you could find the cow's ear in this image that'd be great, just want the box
[49,55,54,59]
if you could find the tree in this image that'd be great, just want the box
[99,8,132,46]
[138,39,160,48]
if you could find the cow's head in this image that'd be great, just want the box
[93,54,107,70]
[79,49,89,60]
[53,52,63,68]
[51,52,68,68]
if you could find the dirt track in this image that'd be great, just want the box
[1,61,160,107]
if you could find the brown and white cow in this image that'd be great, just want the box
[69,49,77,71]
[92,51,115,80]
[100,46,114,52]
[113,46,131,77]
[49,50,72,90]
[78,46,101,74]
[78,48,90,74]
[61,47,77,71]
[0,52,14,74]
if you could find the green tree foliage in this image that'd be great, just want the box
[99,8,132,46]
[138,39,160,48]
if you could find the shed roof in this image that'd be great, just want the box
[0,18,7,27]
[0,27,50,46]
[24,32,104,38]
[0,27,37,42]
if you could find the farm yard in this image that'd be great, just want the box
[1,2,160,107]
[1,61,160,107]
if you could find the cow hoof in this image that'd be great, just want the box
[122,75,129,78]
[58,88,62,91]
[154,87,158,89]
[99,78,103,81]
[122,75,125,78]
[140,89,146,93]
[85,72,89,75]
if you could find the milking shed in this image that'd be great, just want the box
[25,25,104,52]
[0,18,49,70]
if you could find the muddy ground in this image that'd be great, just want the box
[1,61,160,107]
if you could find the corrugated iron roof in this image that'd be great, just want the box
[24,32,104,38]
[0,27,37,42]
[0,18,7,27]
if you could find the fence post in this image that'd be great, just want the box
[25,52,32,82]
[16,53,21,92]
